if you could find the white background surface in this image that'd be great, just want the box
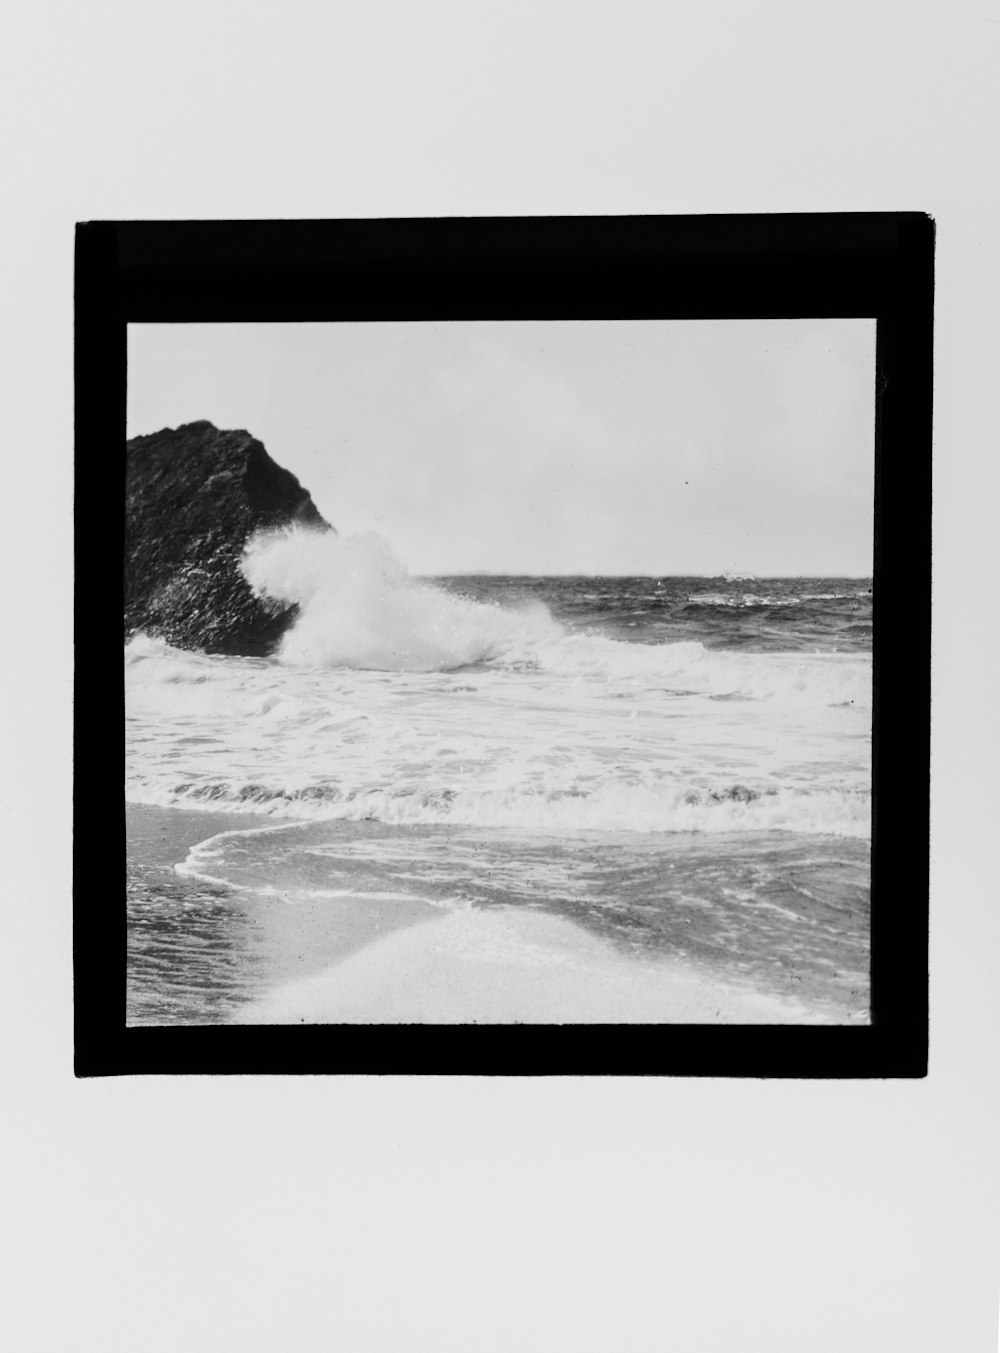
[3,1,998,1349]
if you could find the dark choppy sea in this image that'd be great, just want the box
[127,540,872,1025]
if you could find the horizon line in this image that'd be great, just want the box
[417,570,875,580]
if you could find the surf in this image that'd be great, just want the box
[241,527,562,672]
[236,527,871,709]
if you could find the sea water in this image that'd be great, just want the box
[125,529,872,1025]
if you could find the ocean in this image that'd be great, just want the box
[125,529,872,1026]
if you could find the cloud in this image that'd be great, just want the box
[405,337,624,572]
[128,318,875,576]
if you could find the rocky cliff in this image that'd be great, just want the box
[125,421,331,655]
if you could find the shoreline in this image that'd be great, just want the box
[126,803,846,1026]
[127,801,279,868]
[233,903,835,1025]
[126,801,443,1025]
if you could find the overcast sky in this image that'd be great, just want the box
[127,318,875,577]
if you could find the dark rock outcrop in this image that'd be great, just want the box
[125,421,331,655]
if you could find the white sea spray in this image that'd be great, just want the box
[241,527,561,671]
[127,557,873,1025]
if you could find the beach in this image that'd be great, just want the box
[128,800,865,1026]
[126,802,442,1025]
[127,567,871,1026]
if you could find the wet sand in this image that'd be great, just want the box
[126,802,440,1025]
[233,903,830,1025]
[127,803,847,1026]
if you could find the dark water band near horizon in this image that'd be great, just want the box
[126,561,872,1026]
[432,574,873,654]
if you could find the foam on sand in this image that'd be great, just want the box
[232,903,832,1025]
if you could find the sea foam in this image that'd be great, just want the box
[241,528,561,671]
[128,537,872,843]
[162,778,872,836]
[239,527,871,709]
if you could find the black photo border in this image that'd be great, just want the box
[77,213,932,1077]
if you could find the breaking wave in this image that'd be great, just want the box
[235,528,870,707]
[132,774,871,838]
[127,536,871,847]
[241,528,561,671]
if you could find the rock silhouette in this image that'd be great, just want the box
[125,421,331,655]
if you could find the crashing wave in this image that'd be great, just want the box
[241,527,562,672]
[132,772,871,838]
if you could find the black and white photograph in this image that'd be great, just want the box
[7,0,996,1348]
[125,316,875,1027]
